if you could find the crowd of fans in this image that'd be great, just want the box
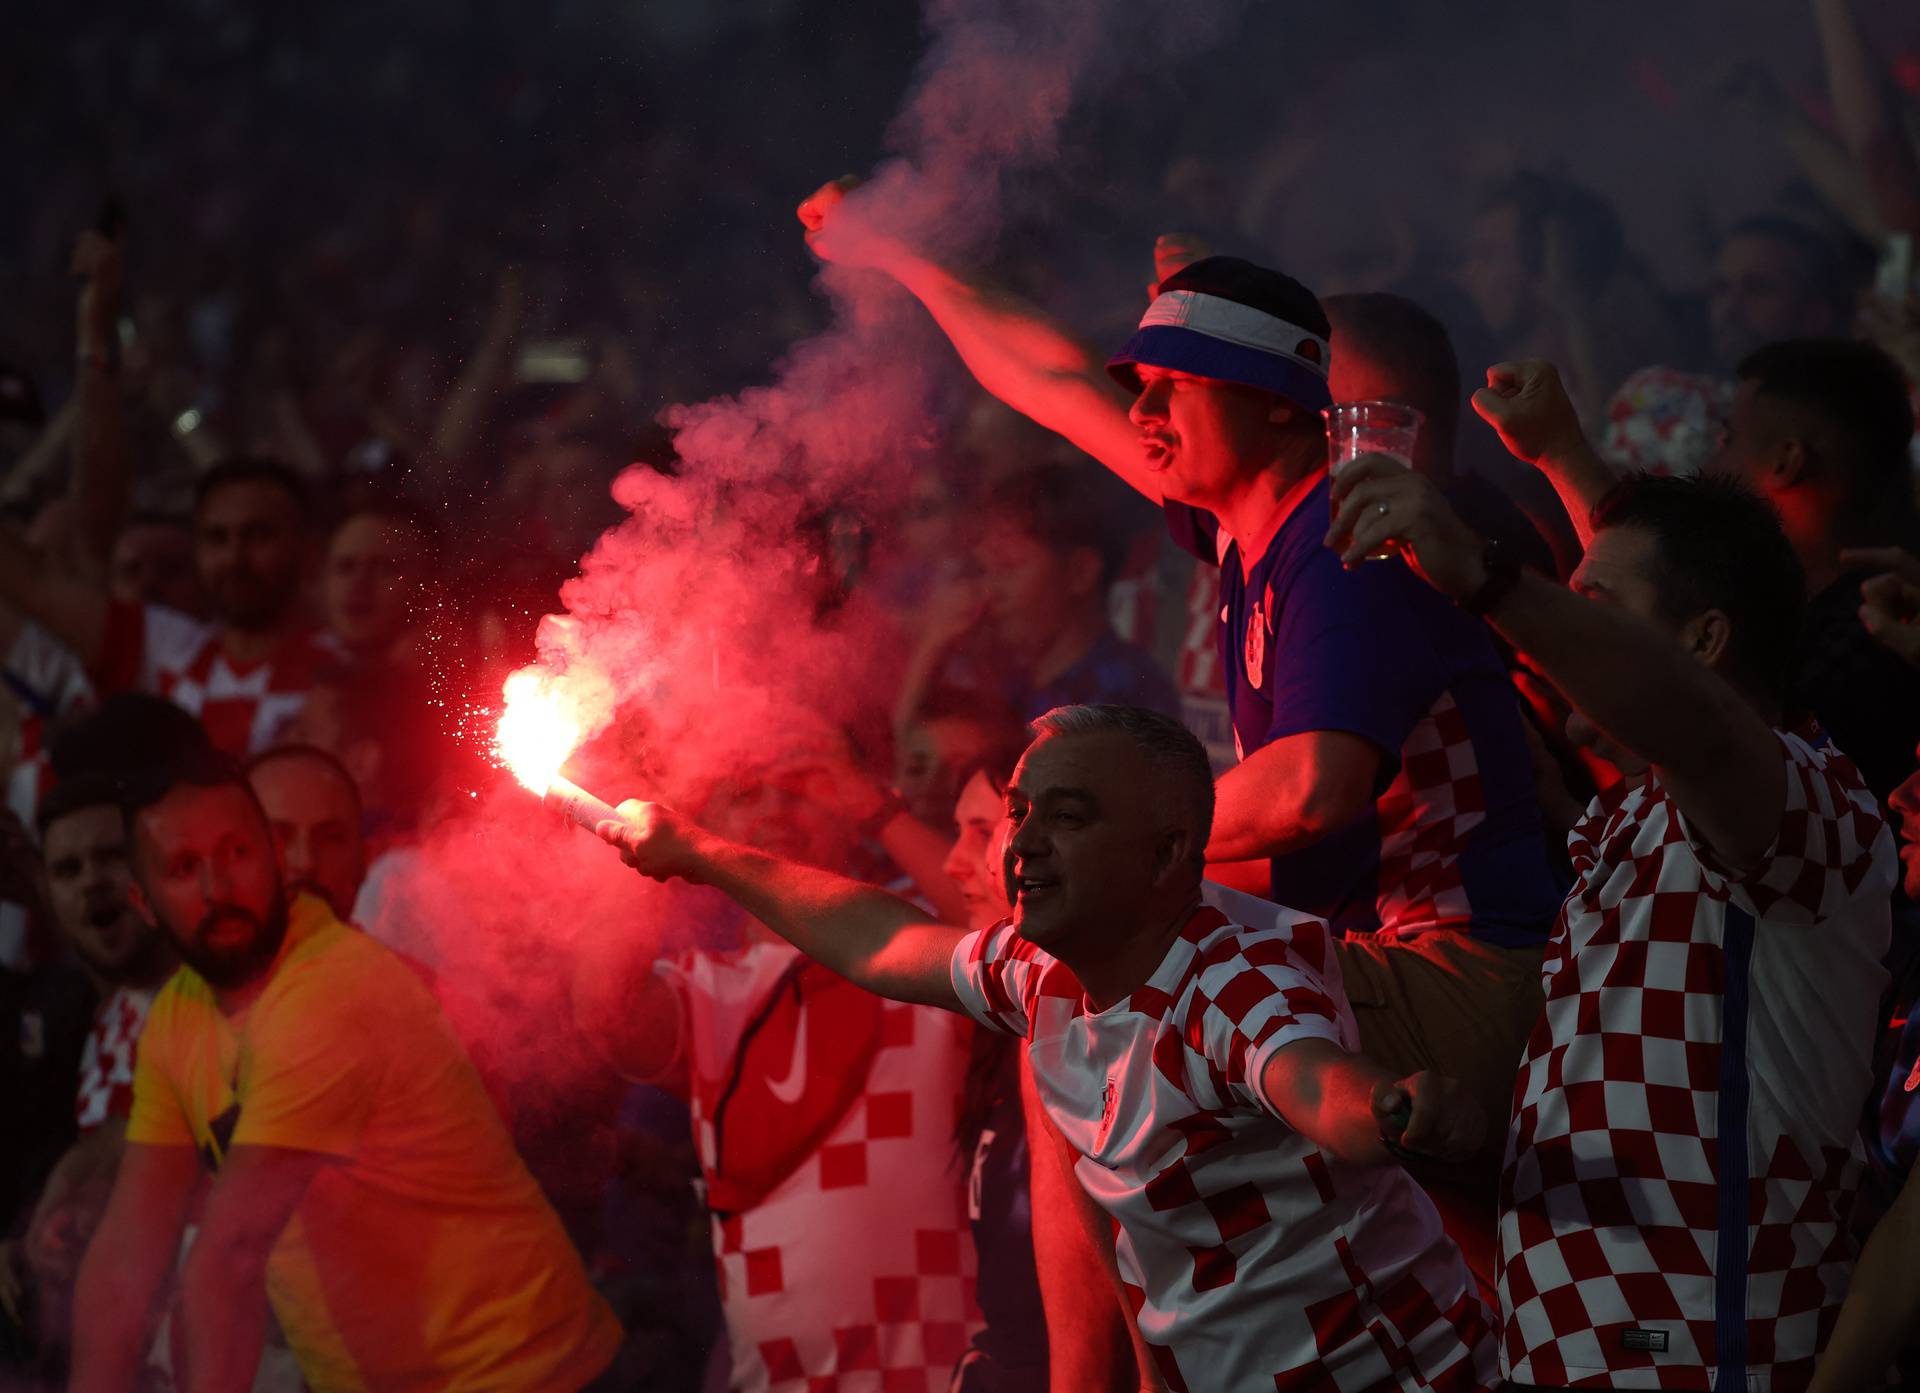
[9,0,1920,1390]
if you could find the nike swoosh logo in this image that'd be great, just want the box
[767,1015,808,1104]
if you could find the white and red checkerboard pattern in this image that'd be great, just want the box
[953,889,1496,1393]
[655,943,978,1392]
[1498,730,1894,1391]
[76,985,154,1131]
[100,602,327,757]
[1599,367,1733,480]
[1372,691,1487,938]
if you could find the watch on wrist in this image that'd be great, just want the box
[1461,539,1524,617]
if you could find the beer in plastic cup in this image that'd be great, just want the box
[1324,399,1423,561]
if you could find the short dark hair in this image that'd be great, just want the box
[1028,704,1215,860]
[982,464,1132,586]
[1589,472,1807,705]
[1735,338,1916,510]
[34,773,127,841]
[49,693,213,784]
[910,687,1031,792]
[245,743,365,826]
[121,750,271,853]
[1323,292,1461,460]
[192,456,309,522]
[1724,215,1855,324]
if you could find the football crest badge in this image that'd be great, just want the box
[1244,598,1267,688]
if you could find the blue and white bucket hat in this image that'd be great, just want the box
[1108,256,1333,411]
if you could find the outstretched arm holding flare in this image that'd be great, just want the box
[595,801,1481,1167]
[597,801,968,1011]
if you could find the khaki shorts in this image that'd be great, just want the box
[1333,930,1544,1194]
[1333,931,1543,1300]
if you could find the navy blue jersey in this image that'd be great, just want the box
[1168,472,1561,945]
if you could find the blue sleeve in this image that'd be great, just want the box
[1264,549,1453,775]
[1165,501,1221,567]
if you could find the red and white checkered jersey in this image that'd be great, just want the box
[76,984,155,1131]
[951,889,1496,1393]
[1499,730,1895,1391]
[97,600,329,757]
[654,942,978,1392]
[1371,691,1488,937]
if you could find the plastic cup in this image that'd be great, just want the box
[1324,399,1423,561]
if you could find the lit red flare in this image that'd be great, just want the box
[493,669,622,832]
[495,669,582,795]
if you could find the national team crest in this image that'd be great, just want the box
[1097,1073,1119,1147]
[1244,598,1267,688]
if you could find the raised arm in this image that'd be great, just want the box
[1329,458,1787,873]
[67,231,133,575]
[69,1140,201,1393]
[598,801,967,1010]
[1812,0,1920,238]
[797,178,1153,499]
[1471,360,1616,549]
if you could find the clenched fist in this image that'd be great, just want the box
[1471,359,1588,469]
[1371,1071,1485,1164]
[796,175,902,271]
[596,800,713,884]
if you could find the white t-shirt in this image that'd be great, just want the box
[950,886,1496,1393]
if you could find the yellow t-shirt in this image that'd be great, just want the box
[128,894,622,1393]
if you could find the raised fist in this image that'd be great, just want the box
[796,175,900,271]
[1471,359,1588,469]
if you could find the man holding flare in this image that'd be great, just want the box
[597,702,1498,1393]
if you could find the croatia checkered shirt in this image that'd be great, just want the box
[98,601,327,757]
[654,944,979,1392]
[75,984,154,1131]
[951,891,1497,1393]
[1498,730,1894,1391]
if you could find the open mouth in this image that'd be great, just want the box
[84,904,125,931]
[1014,876,1059,902]
[1141,438,1173,469]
